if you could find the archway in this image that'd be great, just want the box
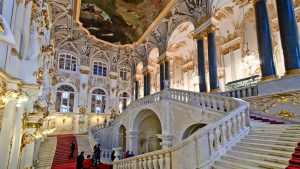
[167,22,198,92]
[148,48,159,94]
[182,123,207,140]
[119,125,127,152]
[133,109,162,155]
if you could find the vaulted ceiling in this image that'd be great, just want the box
[79,0,171,45]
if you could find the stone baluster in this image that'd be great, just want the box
[142,157,147,169]
[152,155,158,169]
[214,127,221,150]
[226,120,232,141]
[138,158,143,169]
[165,152,171,169]
[218,98,225,112]
[220,123,227,146]
[241,111,246,129]
[158,154,164,169]
[236,114,242,134]
[211,96,217,110]
[127,161,131,169]
[208,130,214,155]
[231,117,237,137]
[147,156,153,169]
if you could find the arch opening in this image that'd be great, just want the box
[133,109,162,155]
[119,125,127,152]
[167,21,199,92]
[182,123,207,140]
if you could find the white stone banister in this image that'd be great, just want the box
[108,89,250,168]
[220,86,258,98]
[113,149,172,169]
[90,89,240,133]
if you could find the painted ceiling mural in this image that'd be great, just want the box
[80,0,171,45]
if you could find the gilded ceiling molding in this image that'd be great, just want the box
[220,37,242,55]
[193,17,219,39]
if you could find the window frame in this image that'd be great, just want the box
[91,88,106,114]
[119,67,131,81]
[93,61,107,77]
[58,53,77,72]
[55,85,75,113]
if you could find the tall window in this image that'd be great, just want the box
[120,67,130,81]
[119,92,130,113]
[55,85,75,113]
[93,62,107,77]
[58,53,77,71]
[91,89,106,113]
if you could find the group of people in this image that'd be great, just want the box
[123,150,135,158]
[69,141,103,169]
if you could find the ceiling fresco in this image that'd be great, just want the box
[80,0,171,45]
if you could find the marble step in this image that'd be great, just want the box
[250,131,300,138]
[252,129,300,134]
[237,142,295,152]
[248,134,300,142]
[227,150,290,165]
[221,154,287,169]
[252,125,300,129]
[241,138,297,147]
[232,146,292,158]
[213,159,263,169]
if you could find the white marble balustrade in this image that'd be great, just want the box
[112,105,250,168]
[114,150,171,169]
[91,89,240,133]
[220,86,258,98]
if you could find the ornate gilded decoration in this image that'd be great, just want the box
[0,83,7,109]
[36,68,43,85]
[277,110,295,120]
[79,106,87,114]
[245,90,300,121]
[222,42,241,55]
[49,68,57,85]
[214,6,234,21]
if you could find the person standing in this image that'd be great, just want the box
[76,151,85,169]
[83,155,93,169]
[96,144,101,164]
[69,140,76,159]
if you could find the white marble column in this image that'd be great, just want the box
[0,101,16,168]
[8,102,27,169]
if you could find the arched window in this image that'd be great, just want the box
[55,85,75,113]
[58,53,77,71]
[120,67,131,81]
[93,61,107,77]
[118,92,130,113]
[91,89,106,113]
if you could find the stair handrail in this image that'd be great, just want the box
[113,96,250,168]
[90,88,240,133]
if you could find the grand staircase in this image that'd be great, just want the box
[213,116,300,169]
[36,137,57,169]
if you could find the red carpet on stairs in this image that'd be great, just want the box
[250,115,285,124]
[286,142,300,169]
[52,134,78,169]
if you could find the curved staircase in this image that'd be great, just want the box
[213,117,300,169]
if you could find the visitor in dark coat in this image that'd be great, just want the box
[76,151,85,169]
[68,140,76,159]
